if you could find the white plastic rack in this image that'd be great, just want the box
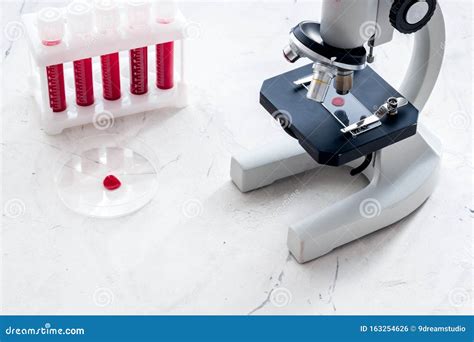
[22,2,192,134]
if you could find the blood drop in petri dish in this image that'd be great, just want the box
[103,175,121,190]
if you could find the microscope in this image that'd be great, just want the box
[231,0,445,263]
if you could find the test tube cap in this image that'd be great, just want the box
[67,1,94,36]
[126,0,151,29]
[94,0,120,33]
[154,0,178,24]
[37,7,65,46]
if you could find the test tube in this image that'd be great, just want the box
[37,7,67,113]
[95,0,121,101]
[130,47,148,94]
[67,1,95,106]
[155,0,177,90]
[126,0,150,95]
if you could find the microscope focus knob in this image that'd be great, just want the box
[389,0,437,34]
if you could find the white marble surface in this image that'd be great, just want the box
[1,0,472,315]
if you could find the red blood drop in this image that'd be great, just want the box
[103,175,121,191]
[331,97,345,107]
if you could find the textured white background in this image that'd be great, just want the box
[1,0,472,314]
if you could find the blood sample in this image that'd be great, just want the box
[46,64,67,112]
[67,1,95,106]
[130,47,148,94]
[155,0,178,90]
[156,42,174,89]
[73,58,95,106]
[37,7,67,113]
[101,53,122,100]
[331,96,345,107]
[103,175,122,190]
[95,0,122,101]
[126,0,151,95]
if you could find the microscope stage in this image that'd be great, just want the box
[260,64,419,166]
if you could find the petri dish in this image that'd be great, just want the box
[54,134,159,218]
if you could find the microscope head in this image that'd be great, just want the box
[284,0,439,103]
[283,21,367,103]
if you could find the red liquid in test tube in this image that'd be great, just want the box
[126,0,150,95]
[46,64,67,112]
[73,58,94,106]
[101,53,122,100]
[130,47,148,95]
[95,0,122,101]
[68,1,95,107]
[155,0,177,90]
[156,42,174,90]
[37,7,67,113]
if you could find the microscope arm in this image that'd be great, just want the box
[400,6,445,110]
[230,5,445,263]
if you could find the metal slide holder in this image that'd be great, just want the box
[340,96,409,135]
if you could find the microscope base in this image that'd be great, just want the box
[230,125,441,263]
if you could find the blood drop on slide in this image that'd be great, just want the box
[103,175,121,190]
[331,97,345,107]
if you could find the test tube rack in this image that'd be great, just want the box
[22,6,191,135]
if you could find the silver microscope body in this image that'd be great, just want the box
[230,0,445,263]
